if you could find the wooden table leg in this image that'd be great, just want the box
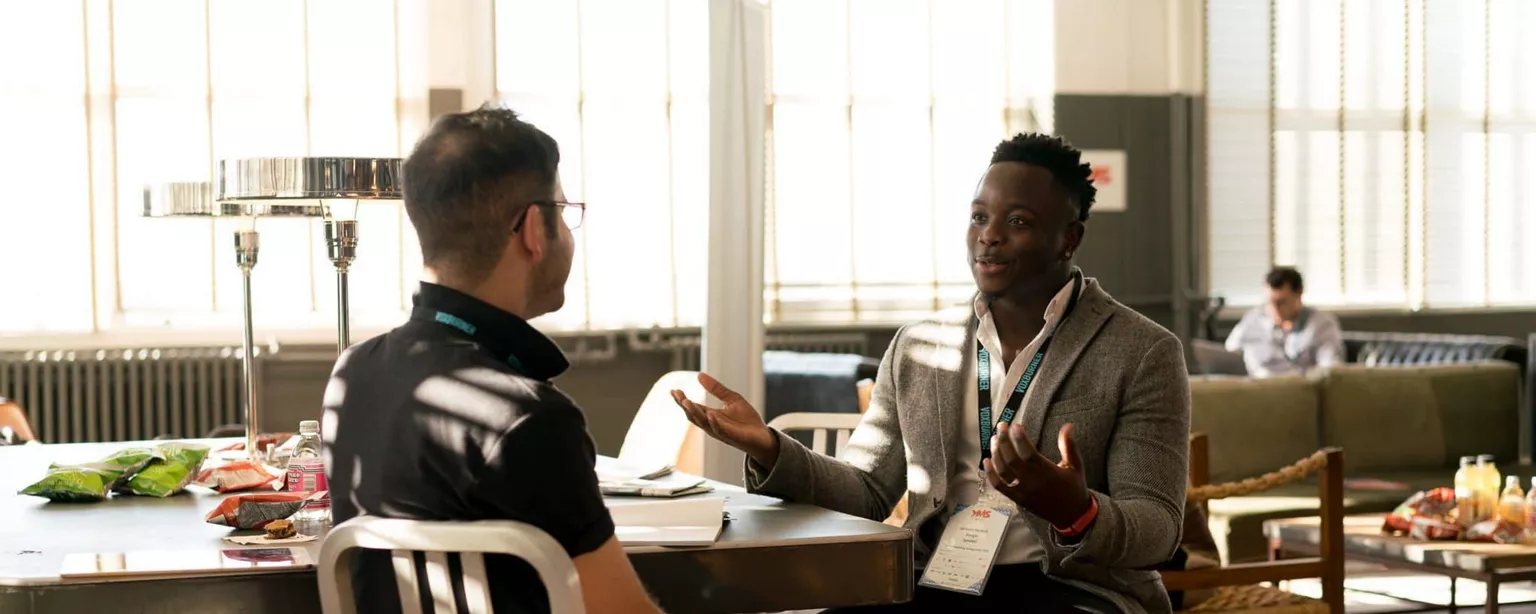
[1450,576,1458,614]
[1485,577,1500,614]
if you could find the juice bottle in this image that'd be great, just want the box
[1455,456,1478,525]
[1525,478,1536,537]
[1478,455,1503,523]
[1500,476,1526,526]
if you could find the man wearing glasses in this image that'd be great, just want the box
[324,106,664,614]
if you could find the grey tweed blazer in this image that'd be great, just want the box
[745,276,1191,614]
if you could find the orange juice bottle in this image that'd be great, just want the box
[1478,455,1503,522]
[1525,478,1536,537]
[1455,456,1478,524]
[1500,476,1526,526]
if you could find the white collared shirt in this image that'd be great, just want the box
[947,277,1082,566]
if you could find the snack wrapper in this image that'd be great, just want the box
[1382,487,1460,539]
[1467,518,1524,544]
[204,492,322,530]
[117,442,210,498]
[194,460,283,493]
[19,463,124,503]
[96,447,162,488]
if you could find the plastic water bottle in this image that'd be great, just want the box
[285,420,331,531]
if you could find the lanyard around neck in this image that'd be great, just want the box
[411,306,527,374]
[975,272,1082,471]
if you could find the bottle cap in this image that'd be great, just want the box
[1478,454,1496,462]
[1460,456,1476,464]
[299,420,320,434]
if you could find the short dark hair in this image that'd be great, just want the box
[403,104,561,283]
[989,133,1098,222]
[1266,266,1304,292]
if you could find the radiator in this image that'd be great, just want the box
[671,333,871,371]
[0,347,262,444]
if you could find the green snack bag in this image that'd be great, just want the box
[117,442,211,498]
[96,447,162,487]
[19,463,124,503]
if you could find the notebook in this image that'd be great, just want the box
[606,496,726,546]
[600,477,713,498]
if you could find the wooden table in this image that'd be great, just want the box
[0,439,913,614]
[1266,513,1536,614]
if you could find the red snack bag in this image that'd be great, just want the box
[1409,515,1462,541]
[194,460,282,493]
[1383,488,1460,535]
[1467,519,1523,544]
[204,492,317,530]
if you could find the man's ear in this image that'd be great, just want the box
[520,206,547,263]
[1064,219,1086,254]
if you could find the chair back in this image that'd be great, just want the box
[618,371,706,475]
[768,411,863,457]
[318,517,585,614]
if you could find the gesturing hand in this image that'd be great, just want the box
[983,422,1093,530]
[670,373,780,467]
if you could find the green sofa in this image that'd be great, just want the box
[1192,361,1525,563]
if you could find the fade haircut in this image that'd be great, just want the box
[403,104,560,284]
[989,133,1098,222]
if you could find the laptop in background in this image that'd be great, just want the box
[1191,339,1249,376]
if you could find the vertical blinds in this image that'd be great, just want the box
[1206,0,1536,309]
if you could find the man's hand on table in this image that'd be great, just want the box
[670,373,781,468]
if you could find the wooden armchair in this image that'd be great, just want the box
[1161,433,1345,613]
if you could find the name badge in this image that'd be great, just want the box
[916,502,1012,595]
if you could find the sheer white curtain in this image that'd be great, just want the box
[764,0,1054,324]
[0,0,426,338]
[1206,0,1536,309]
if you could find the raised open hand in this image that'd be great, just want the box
[670,372,779,467]
[982,421,1092,530]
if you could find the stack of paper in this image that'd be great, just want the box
[606,497,726,546]
[600,477,711,498]
[595,460,675,484]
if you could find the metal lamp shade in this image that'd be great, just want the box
[216,157,403,203]
[142,181,326,218]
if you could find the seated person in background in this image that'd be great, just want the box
[1224,266,1345,377]
[324,106,664,614]
[674,134,1190,613]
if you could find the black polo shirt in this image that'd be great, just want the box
[324,282,614,614]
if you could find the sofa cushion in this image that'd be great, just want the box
[1319,365,1446,472]
[1426,361,1521,466]
[1191,375,1320,483]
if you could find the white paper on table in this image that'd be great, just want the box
[605,496,725,546]
[221,533,318,546]
[595,458,675,484]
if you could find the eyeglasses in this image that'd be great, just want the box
[513,200,586,233]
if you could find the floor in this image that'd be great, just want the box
[1282,562,1536,613]
[782,564,1536,613]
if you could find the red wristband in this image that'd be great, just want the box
[1053,496,1099,537]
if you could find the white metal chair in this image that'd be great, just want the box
[767,412,864,457]
[318,516,585,614]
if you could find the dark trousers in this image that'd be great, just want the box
[826,564,1121,614]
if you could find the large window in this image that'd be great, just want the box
[1,0,1055,339]
[1207,0,1536,309]
[0,0,424,338]
[493,0,710,331]
[765,0,1054,324]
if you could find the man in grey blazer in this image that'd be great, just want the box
[674,134,1191,613]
